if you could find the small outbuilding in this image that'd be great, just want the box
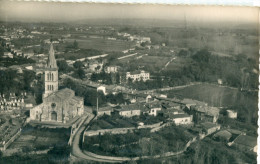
[213,130,232,142]
[226,110,237,119]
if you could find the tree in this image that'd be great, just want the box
[192,49,211,63]
[23,70,35,91]
[57,60,73,73]
[73,40,78,49]
[73,68,85,79]
[73,61,84,69]
[0,46,4,57]
[47,145,70,163]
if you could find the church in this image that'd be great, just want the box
[30,43,84,123]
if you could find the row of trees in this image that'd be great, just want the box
[91,72,120,85]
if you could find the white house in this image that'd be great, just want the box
[126,70,150,82]
[227,110,237,119]
[144,103,162,116]
[97,86,107,95]
[114,104,142,117]
[170,114,193,125]
[105,66,118,73]
[3,52,13,58]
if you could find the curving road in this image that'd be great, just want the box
[70,113,128,163]
[70,113,200,163]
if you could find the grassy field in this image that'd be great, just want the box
[116,55,172,72]
[65,38,135,52]
[9,125,71,150]
[162,83,257,108]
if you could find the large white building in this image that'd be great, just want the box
[105,66,118,73]
[126,70,150,82]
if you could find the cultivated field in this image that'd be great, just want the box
[65,38,135,52]
[9,125,71,150]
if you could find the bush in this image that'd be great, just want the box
[47,145,70,163]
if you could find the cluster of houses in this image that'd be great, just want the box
[1,40,35,59]
[0,27,32,41]
[96,94,219,127]
[0,93,26,111]
[95,91,257,153]
[117,32,151,44]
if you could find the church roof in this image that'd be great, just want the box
[46,43,58,69]
[46,88,75,101]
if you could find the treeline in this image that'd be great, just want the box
[128,49,258,90]
[58,48,102,60]
[91,72,120,85]
[162,49,258,89]
[0,69,35,96]
[0,56,35,67]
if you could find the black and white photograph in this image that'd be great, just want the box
[0,1,258,163]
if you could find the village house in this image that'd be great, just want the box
[169,113,193,125]
[144,102,162,116]
[97,106,112,117]
[105,66,119,73]
[161,101,181,111]
[146,95,154,103]
[3,52,13,58]
[226,110,237,119]
[114,104,142,117]
[85,60,103,73]
[213,130,232,142]
[190,105,220,123]
[200,122,221,135]
[231,135,257,153]
[181,98,208,109]
[23,53,34,58]
[126,70,150,82]
[163,107,185,116]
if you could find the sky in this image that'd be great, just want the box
[0,1,258,24]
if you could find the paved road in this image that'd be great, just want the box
[70,114,127,163]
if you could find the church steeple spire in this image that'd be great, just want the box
[46,43,57,69]
[43,43,59,99]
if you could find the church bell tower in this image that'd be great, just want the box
[43,43,58,99]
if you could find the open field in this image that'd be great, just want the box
[9,125,71,150]
[115,55,172,72]
[65,38,135,52]
[161,83,257,108]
